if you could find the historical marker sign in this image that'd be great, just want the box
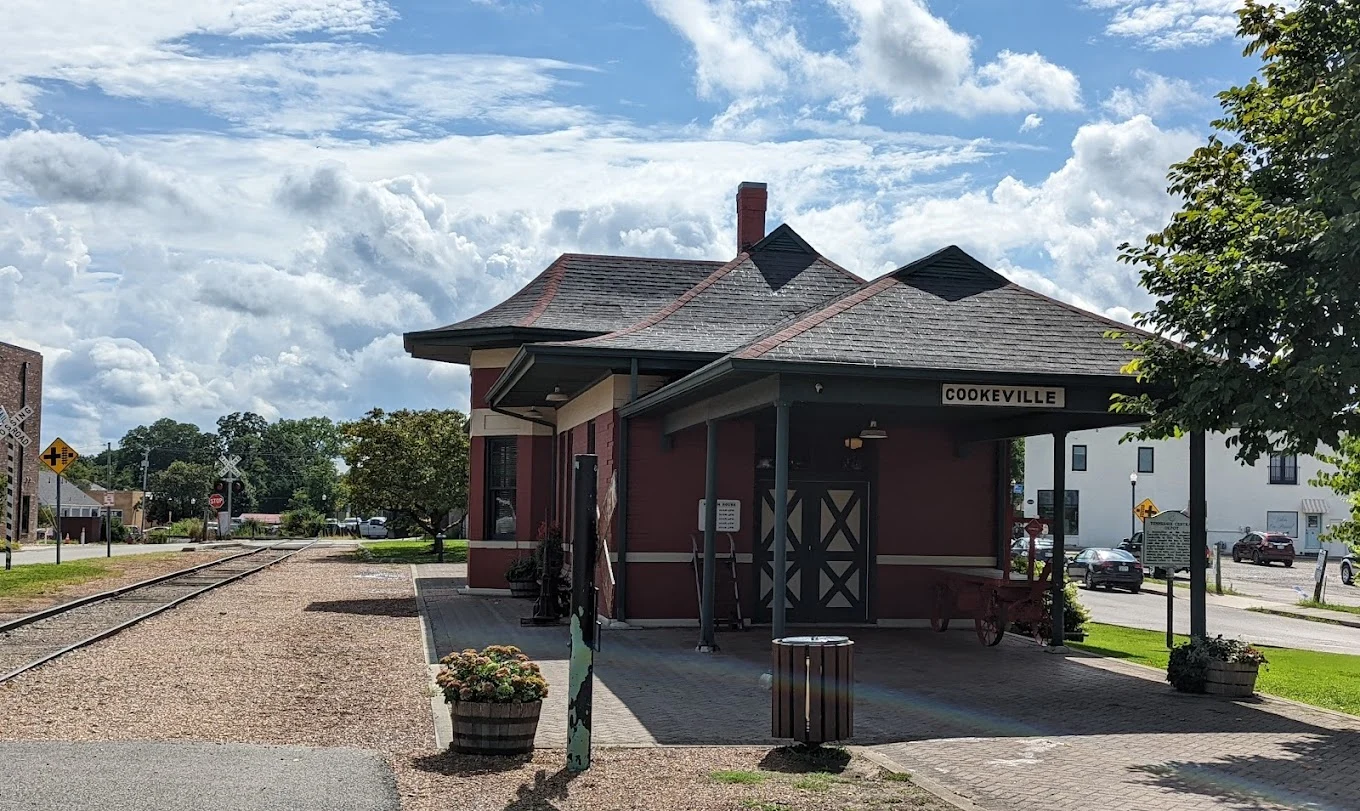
[40,437,79,474]
[1143,510,1191,568]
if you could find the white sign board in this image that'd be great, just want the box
[698,499,741,533]
[1143,510,1191,568]
[1315,549,1329,586]
[941,384,1065,408]
[103,493,115,507]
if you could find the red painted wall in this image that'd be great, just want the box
[470,367,502,409]
[467,435,486,542]
[624,418,756,619]
[875,427,996,558]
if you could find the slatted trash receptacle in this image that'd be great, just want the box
[772,636,853,744]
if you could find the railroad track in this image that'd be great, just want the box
[0,542,314,684]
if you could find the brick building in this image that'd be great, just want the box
[405,182,1167,636]
[0,340,43,542]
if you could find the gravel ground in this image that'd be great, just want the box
[0,550,949,811]
[0,549,234,621]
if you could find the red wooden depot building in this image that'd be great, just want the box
[405,182,1194,642]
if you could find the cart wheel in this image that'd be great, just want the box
[930,582,951,632]
[975,593,1007,647]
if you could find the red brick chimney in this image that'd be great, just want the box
[736,181,767,253]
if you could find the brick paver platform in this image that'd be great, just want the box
[416,565,1360,810]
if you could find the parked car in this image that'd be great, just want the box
[358,517,389,539]
[1010,537,1054,563]
[1067,548,1143,593]
[1340,553,1355,586]
[1231,531,1296,566]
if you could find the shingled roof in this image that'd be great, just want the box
[553,225,863,355]
[728,245,1143,378]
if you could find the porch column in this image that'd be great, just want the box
[698,419,720,652]
[1049,431,1067,648]
[1189,430,1207,639]
[772,400,791,640]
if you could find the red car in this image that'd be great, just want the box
[1231,532,1296,566]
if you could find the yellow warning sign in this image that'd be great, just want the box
[40,437,79,475]
[1133,497,1158,522]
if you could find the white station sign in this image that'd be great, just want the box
[1143,510,1192,568]
[941,384,1065,408]
[698,499,741,533]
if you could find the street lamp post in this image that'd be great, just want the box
[1129,473,1138,540]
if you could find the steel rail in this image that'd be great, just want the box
[0,541,315,684]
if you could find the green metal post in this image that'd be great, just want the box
[567,454,598,772]
[699,420,719,652]
[772,401,790,640]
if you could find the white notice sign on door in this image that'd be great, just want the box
[698,499,741,532]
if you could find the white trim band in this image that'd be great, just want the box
[467,540,539,550]
[876,555,997,567]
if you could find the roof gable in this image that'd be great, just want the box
[730,245,1145,378]
[559,224,863,354]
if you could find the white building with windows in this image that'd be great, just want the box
[1023,428,1347,555]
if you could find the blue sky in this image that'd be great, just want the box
[0,0,1259,450]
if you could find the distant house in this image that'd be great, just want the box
[239,513,282,526]
[81,484,146,530]
[38,469,103,542]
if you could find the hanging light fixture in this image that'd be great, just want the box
[545,386,569,403]
[859,420,887,440]
[526,406,541,417]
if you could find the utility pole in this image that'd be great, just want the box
[140,448,150,536]
[106,441,113,557]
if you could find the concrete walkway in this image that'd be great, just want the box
[416,562,1360,811]
[0,741,398,811]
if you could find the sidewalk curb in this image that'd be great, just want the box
[1245,606,1360,630]
[857,748,985,811]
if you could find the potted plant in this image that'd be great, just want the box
[1168,635,1267,697]
[436,644,548,755]
[504,555,538,598]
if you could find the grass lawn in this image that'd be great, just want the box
[1296,599,1360,616]
[0,552,188,600]
[355,538,468,564]
[1071,622,1360,717]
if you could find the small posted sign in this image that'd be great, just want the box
[1314,549,1329,603]
[698,499,741,533]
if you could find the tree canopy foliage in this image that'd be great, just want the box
[1119,0,1360,463]
[342,408,469,537]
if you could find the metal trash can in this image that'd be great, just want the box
[771,635,853,744]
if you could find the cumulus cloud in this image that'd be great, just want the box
[647,0,1082,116]
[1102,70,1205,118]
[1083,0,1246,49]
[1,131,200,212]
[1020,114,1043,133]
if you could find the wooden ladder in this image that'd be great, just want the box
[691,534,744,631]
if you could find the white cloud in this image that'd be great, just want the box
[1083,0,1245,49]
[0,131,201,212]
[1102,70,1205,118]
[1020,114,1044,133]
[647,0,1082,116]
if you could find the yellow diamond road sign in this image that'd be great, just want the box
[40,437,79,475]
[1134,497,1159,522]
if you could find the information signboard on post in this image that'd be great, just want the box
[1143,510,1191,568]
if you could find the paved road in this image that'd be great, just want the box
[0,741,398,811]
[1080,584,1360,653]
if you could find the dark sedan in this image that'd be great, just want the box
[1231,532,1296,566]
[1011,537,1054,563]
[1067,548,1144,592]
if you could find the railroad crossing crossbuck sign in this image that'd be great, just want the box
[40,437,79,474]
[1133,498,1159,523]
[219,454,242,479]
[0,406,34,448]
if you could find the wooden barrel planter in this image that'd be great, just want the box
[1204,661,1259,697]
[507,579,538,599]
[450,700,542,755]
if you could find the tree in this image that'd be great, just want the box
[150,460,215,523]
[342,408,468,536]
[1313,438,1360,552]
[1117,0,1360,463]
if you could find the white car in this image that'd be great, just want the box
[358,517,388,539]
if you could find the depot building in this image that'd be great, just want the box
[404,182,1161,629]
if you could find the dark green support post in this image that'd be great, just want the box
[1049,431,1067,648]
[699,420,719,652]
[1190,430,1207,640]
[567,453,598,772]
[435,531,445,563]
[772,401,790,640]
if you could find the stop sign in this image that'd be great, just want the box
[1025,517,1047,539]
[208,493,225,511]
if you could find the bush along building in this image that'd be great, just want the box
[405,182,1179,634]
[0,340,42,544]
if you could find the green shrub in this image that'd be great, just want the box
[109,516,129,544]
[505,555,537,581]
[436,644,548,704]
[168,518,203,538]
[238,518,267,538]
[281,507,324,537]
[1168,636,1268,693]
[146,528,171,544]
[1013,579,1090,640]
